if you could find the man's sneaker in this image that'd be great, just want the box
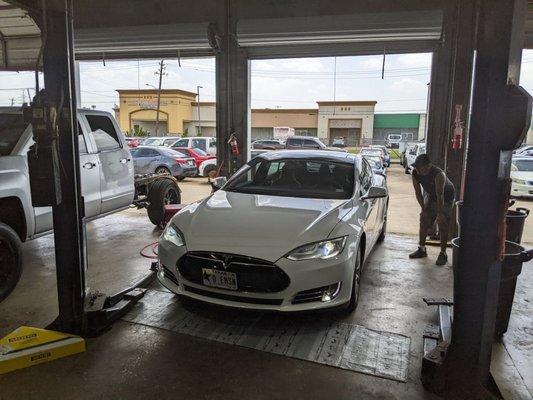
[436,252,448,266]
[409,247,428,259]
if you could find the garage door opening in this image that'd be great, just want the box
[250,54,430,151]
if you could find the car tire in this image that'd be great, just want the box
[345,245,363,313]
[0,223,23,303]
[155,166,171,175]
[147,178,181,226]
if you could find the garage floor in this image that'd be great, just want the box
[0,172,531,400]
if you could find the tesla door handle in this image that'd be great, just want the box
[119,158,131,164]
[83,162,96,169]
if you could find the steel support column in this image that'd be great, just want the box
[446,0,531,398]
[215,0,251,176]
[426,2,456,169]
[444,1,477,202]
[42,0,87,334]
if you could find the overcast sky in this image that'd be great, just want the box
[2,50,533,114]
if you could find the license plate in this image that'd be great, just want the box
[202,268,237,290]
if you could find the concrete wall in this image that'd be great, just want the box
[117,89,196,134]
[251,109,318,128]
[317,103,375,144]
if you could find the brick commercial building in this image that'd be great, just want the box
[114,89,425,146]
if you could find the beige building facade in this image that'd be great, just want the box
[115,89,380,145]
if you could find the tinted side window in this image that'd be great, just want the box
[173,139,189,147]
[86,115,121,151]
[303,139,319,148]
[287,138,303,147]
[192,138,206,151]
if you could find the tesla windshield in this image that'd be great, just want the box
[513,159,533,172]
[224,158,355,199]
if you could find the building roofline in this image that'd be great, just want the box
[251,108,318,114]
[191,102,216,106]
[116,89,197,97]
[316,101,377,106]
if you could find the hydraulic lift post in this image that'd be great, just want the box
[445,0,532,398]
[41,0,87,335]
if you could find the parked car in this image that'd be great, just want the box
[363,154,386,176]
[331,137,346,148]
[280,136,347,152]
[404,143,426,174]
[157,150,388,312]
[131,146,197,180]
[510,157,533,198]
[360,147,384,164]
[142,137,165,146]
[168,137,217,156]
[385,133,402,149]
[0,108,181,302]
[251,139,285,150]
[513,145,533,155]
[172,147,215,170]
[198,158,218,178]
[369,145,391,167]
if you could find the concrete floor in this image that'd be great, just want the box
[0,167,531,399]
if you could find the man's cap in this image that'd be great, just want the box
[412,153,431,168]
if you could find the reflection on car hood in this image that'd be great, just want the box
[172,190,352,262]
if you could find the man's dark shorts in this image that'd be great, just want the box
[420,195,454,231]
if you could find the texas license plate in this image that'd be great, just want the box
[202,268,237,290]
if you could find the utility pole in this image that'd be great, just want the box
[154,60,167,136]
[197,85,203,136]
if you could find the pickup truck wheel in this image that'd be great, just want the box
[0,223,22,303]
[147,179,181,226]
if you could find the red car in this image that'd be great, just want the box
[125,137,142,148]
[172,147,215,169]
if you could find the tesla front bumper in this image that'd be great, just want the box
[157,239,358,312]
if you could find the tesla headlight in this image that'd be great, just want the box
[161,223,185,247]
[286,237,347,261]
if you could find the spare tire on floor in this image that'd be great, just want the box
[147,178,181,226]
[0,222,23,303]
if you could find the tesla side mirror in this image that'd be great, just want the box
[361,186,388,200]
[211,176,227,192]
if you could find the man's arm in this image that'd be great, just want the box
[412,177,425,209]
[435,172,446,214]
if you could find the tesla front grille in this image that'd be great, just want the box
[183,285,283,305]
[177,251,290,293]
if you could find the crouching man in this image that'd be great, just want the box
[409,154,455,265]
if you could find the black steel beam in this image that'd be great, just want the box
[42,0,87,335]
[426,1,456,169]
[444,1,477,205]
[445,0,532,398]
[215,0,250,175]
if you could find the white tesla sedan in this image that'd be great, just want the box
[158,150,388,312]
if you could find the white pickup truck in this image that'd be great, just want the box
[0,107,181,302]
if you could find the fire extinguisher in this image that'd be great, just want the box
[452,104,463,150]
[228,133,240,156]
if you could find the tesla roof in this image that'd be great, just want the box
[257,150,358,163]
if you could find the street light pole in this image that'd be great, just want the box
[197,85,203,136]
[154,60,166,136]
